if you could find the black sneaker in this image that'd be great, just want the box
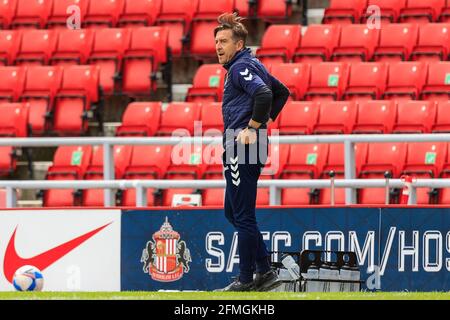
[214,278,255,292]
[254,270,282,292]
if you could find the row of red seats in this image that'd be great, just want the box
[257,23,450,67]
[41,141,450,207]
[0,27,169,96]
[0,0,291,58]
[323,0,450,24]
[115,99,450,139]
[268,61,450,102]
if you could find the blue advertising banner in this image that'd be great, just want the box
[120,207,450,291]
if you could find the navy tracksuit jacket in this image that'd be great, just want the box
[221,47,282,283]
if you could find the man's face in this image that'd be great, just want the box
[215,29,243,65]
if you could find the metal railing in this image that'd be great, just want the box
[1,134,450,208]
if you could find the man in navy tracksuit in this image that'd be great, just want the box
[214,13,290,291]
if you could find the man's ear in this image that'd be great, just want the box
[236,39,244,51]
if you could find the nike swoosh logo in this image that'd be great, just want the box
[3,222,112,283]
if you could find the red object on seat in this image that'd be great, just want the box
[156,102,201,136]
[116,102,162,137]
[278,101,319,135]
[0,30,22,66]
[373,23,419,62]
[0,66,26,102]
[14,29,58,66]
[0,0,17,29]
[304,62,349,101]
[122,27,169,95]
[399,0,445,23]
[432,101,450,133]
[52,65,100,135]
[392,100,437,133]
[313,101,357,134]
[155,0,199,56]
[88,28,131,95]
[256,24,302,67]
[422,61,450,101]
[362,0,407,23]
[50,29,94,66]
[293,24,341,63]
[47,0,88,29]
[21,66,63,135]
[352,100,396,134]
[83,0,125,28]
[411,23,450,62]
[332,24,380,62]
[323,0,367,24]
[118,0,162,27]
[343,62,388,100]
[199,102,223,135]
[186,64,226,102]
[11,0,52,29]
[270,63,310,100]
[383,62,427,100]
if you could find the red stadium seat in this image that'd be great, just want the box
[47,0,88,29]
[156,0,199,57]
[83,0,125,28]
[432,101,450,133]
[421,61,450,101]
[332,25,380,62]
[383,62,427,100]
[323,0,367,24]
[293,24,341,63]
[118,0,162,27]
[202,188,224,206]
[156,102,201,136]
[399,0,445,23]
[21,66,63,135]
[318,143,368,205]
[392,100,437,133]
[0,0,17,29]
[199,102,223,135]
[11,0,52,29]
[304,62,349,101]
[202,143,224,179]
[362,0,407,23]
[256,25,302,67]
[411,24,450,62]
[277,101,319,135]
[52,65,100,135]
[186,64,226,102]
[313,101,357,134]
[88,28,131,95]
[122,27,169,95]
[257,0,293,22]
[0,66,26,102]
[0,30,21,66]
[343,62,388,100]
[234,0,252,17]
[440,3,450,22]
[402,142,447,204]
[14,29,58,66]
[352,100,396,134]
[121,145,172,206]
[43,145,93,207]
[190,0,234,59]
[438,143,450,203]
[281,144,329,205]
[50,29,94,66]
[373,23,419,62]
[0,102,29,177]
[261,143,290,178]
[270,63,310,100]
[81,145,133,207]
[358,142,407,204]
[116,102,162,137]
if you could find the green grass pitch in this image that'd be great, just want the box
[0,291,449,300]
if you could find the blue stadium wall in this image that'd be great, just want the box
[121,207,450,292]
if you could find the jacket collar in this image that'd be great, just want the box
[223,47,252,70]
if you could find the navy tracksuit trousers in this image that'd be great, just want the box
[222,135,271,283]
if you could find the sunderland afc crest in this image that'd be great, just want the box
[141,217,192,282]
